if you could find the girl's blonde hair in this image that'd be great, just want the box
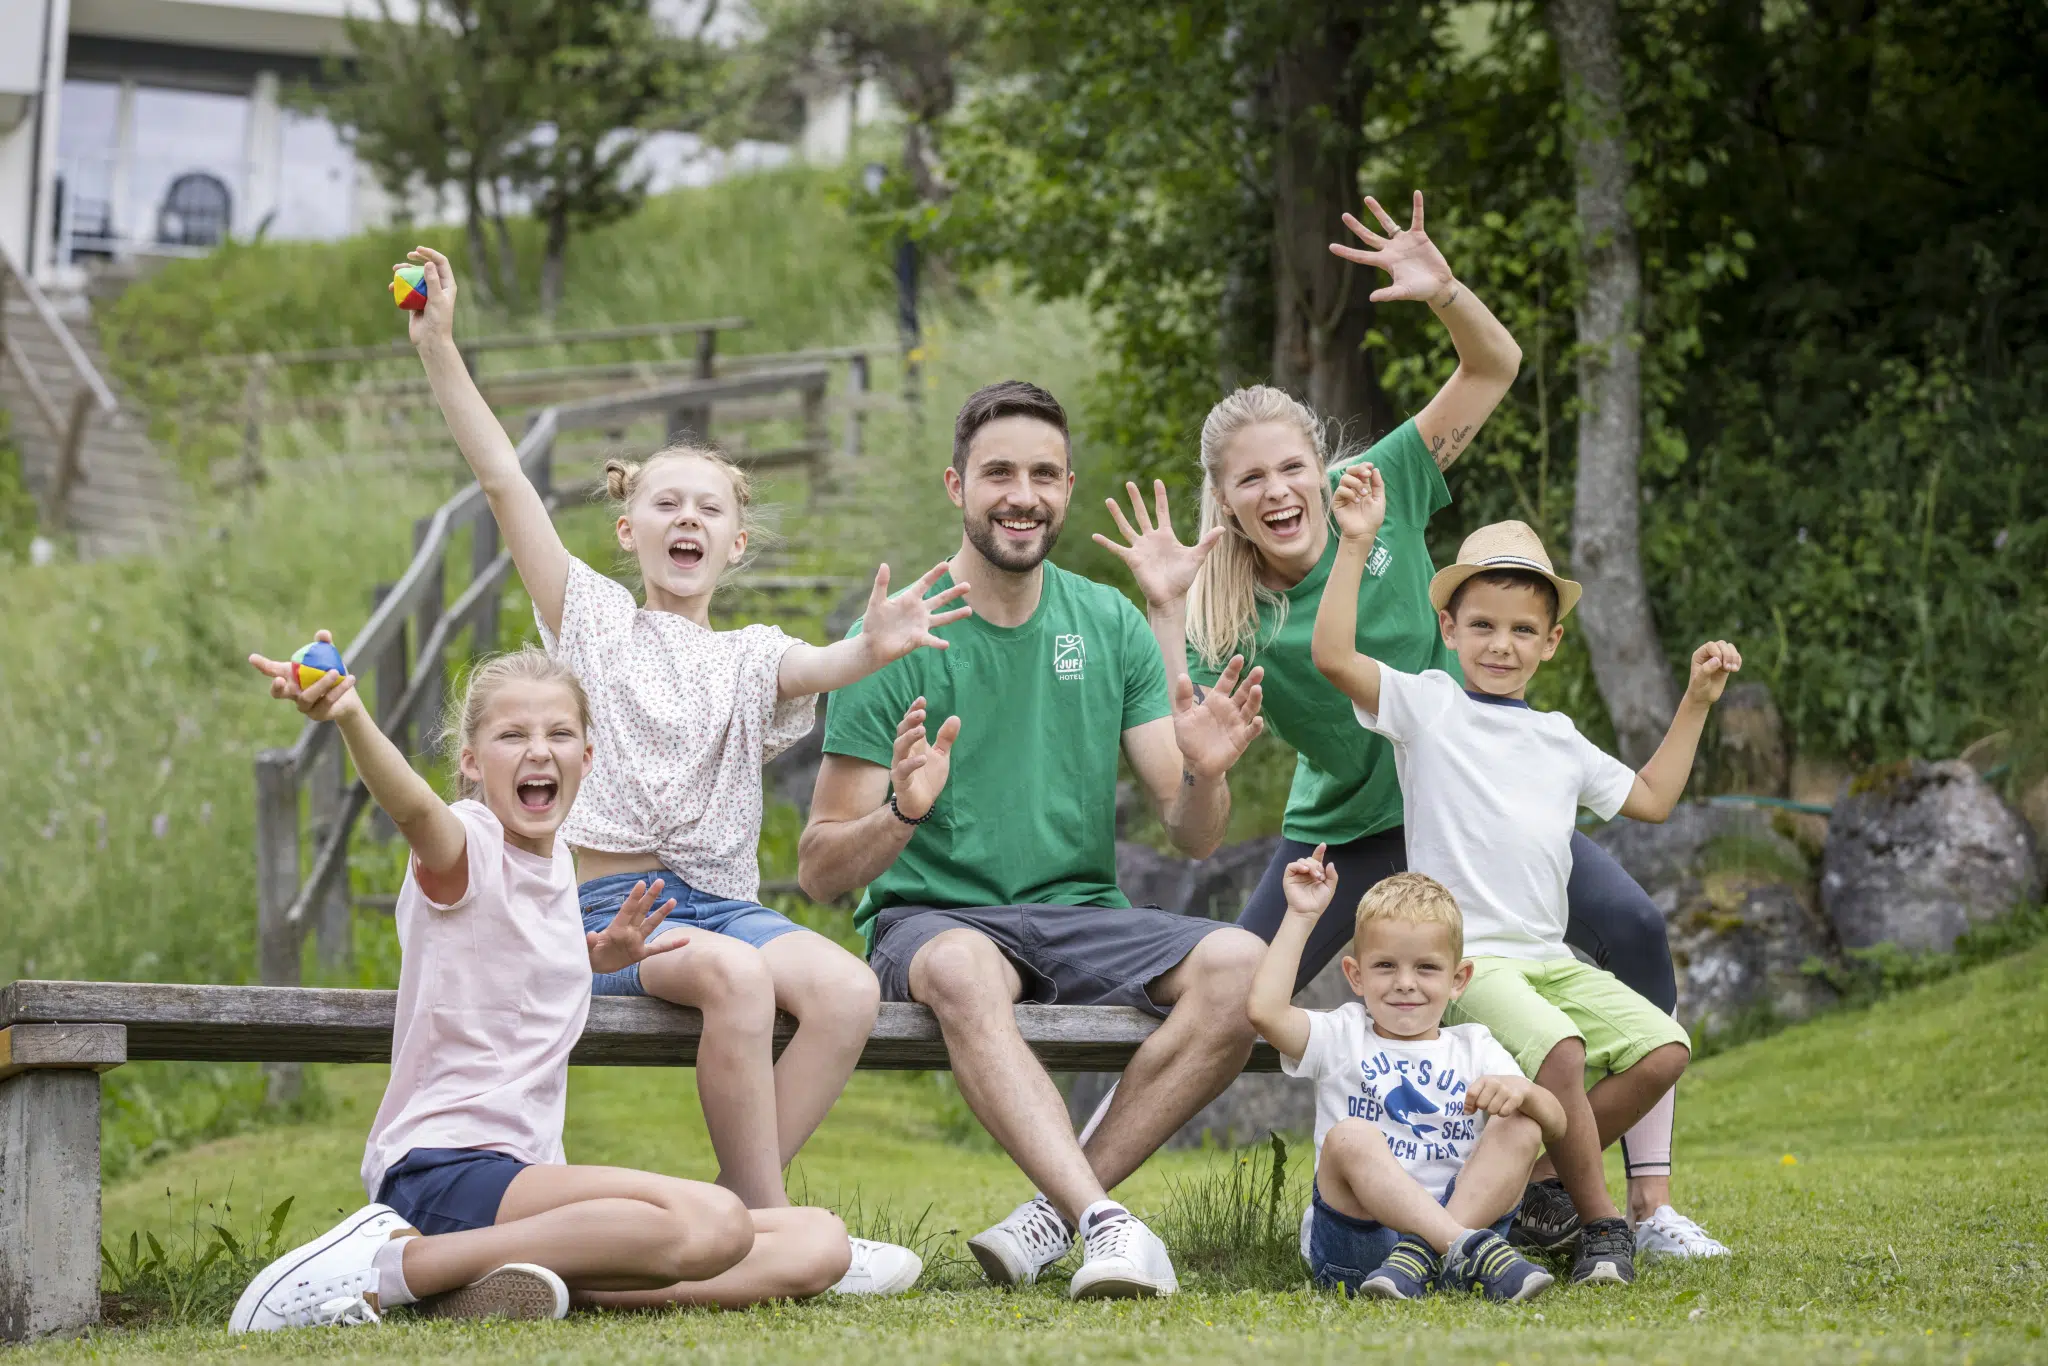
[1185,385,1331,670]
[440,647,592,801]
[603,443,769,584]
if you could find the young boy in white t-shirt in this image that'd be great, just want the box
[1249,860,1566,1301]
[1309,462,1742,1286]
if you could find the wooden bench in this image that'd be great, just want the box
[0,979,1280,1341]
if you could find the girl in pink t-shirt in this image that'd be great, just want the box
[230,641,853,1333]
[402,247,964,1293]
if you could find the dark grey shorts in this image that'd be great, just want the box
[869,903,1232,1018]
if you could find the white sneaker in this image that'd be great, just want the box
[968,1196,1076,1287]
[230,1203,417,1333]
[1633,1205,1731,1260]
[415,1263,570,1320]
[829,1237,924,1295]
[1067,1208,1178,1300]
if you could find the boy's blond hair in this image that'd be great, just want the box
[1352,871,1464,962]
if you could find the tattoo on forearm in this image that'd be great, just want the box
[1429,434,1447,462]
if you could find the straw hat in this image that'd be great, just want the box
[1427,520,1583,620]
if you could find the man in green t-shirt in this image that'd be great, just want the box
[801,381,1269,1301]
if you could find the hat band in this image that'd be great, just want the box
[1476,553,1554,575]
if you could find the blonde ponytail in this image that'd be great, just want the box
[1184,385,1332,671]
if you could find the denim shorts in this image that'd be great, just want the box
[1306,1175,1516,1294]
[580,868,803,995]
[376,1147,528,1235]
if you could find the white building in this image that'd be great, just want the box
[0,0,871,285]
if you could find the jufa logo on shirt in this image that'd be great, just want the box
[1366,543,1393,578]
[1054,633,1086,681]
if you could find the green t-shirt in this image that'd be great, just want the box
[1190,419,1458,846]
[823,561,1173,948]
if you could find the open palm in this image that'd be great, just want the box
[1329,192,1455,305]
[1093,481,1221,610]
[861,561,973,664]
[1172,655,1265,781]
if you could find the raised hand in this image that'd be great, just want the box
[585,877,687,975]
[1171,655,1265,781]
[1685,640,1743,707]
[1331,463,1386,544]
[1092,480,1222,610]
[859,562,973,666]
[1329,192,1457,307]
[247,629,363,723]
[403,245,458,349]
[890,696,960,821]
[1281,842,1338,918]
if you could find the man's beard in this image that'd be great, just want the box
[965,506,1065,573]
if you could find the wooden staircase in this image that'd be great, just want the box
[0,252,184,560]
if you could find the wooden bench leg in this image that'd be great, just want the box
[0,1025,125,1343]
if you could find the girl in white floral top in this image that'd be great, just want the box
[405,246,968,1295]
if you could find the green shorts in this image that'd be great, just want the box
[1445,956,1690,1080]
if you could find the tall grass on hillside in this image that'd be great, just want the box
[99,167,898,486]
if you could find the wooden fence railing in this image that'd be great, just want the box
[251,365,847,1095]
[0,241,121,531]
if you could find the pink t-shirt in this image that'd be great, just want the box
[360,800,590,1200]
[537,556,816,902]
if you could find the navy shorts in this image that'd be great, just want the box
[376,1147,529,1235]
[1306,1176,1516,1295]
[581,868,804,996]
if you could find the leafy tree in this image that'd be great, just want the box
[299,0,540,305]
[942,0,2048,764]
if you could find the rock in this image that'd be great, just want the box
[1821,759,2043,954]
[1116,837,1280,921]
[2023,777,2048,861]
[1703,682,1790,798]
[1670,877,1837,1035]
[1591,803,1835,1033]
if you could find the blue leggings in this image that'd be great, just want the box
[1234,827,1675,1011]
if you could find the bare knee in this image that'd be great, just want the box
[662,1185,754,1284]
[1172,929,1264,1040]
[1634,1041,1689,1091]
[786,1210,852,1298]
[909,930,1012,1021]
[1322,1117,1392,1166]
[695,944,777,1035]
[804,956,881,1032]
[1536,1037,1587,1086]
[1485,1109,1544,1155]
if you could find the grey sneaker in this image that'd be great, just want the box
[1443,1229,1555,1302]
[1571,1217,1637,1285]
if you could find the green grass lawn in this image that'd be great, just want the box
[19,944,2047,1363]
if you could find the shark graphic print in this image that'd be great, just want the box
[1283,1003,1526,1213]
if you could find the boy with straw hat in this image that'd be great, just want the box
[1306,463,1741,1289]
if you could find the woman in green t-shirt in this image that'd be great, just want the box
[1094,193,1727,1262]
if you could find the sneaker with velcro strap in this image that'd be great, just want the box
[1442,1229,1554,1302]
[1358,1235,1442,1300]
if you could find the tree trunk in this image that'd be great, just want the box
[538,203,569,321]
[1549,0,1675,765]
[462,177,497,307]
[1267,9,1392,444]
[1218,32,1274,395]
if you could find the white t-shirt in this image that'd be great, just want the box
[538,556,817,902]
[362,800,591,1200]
[1283,1003,1524,1257]
[1357,667,1638,960]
